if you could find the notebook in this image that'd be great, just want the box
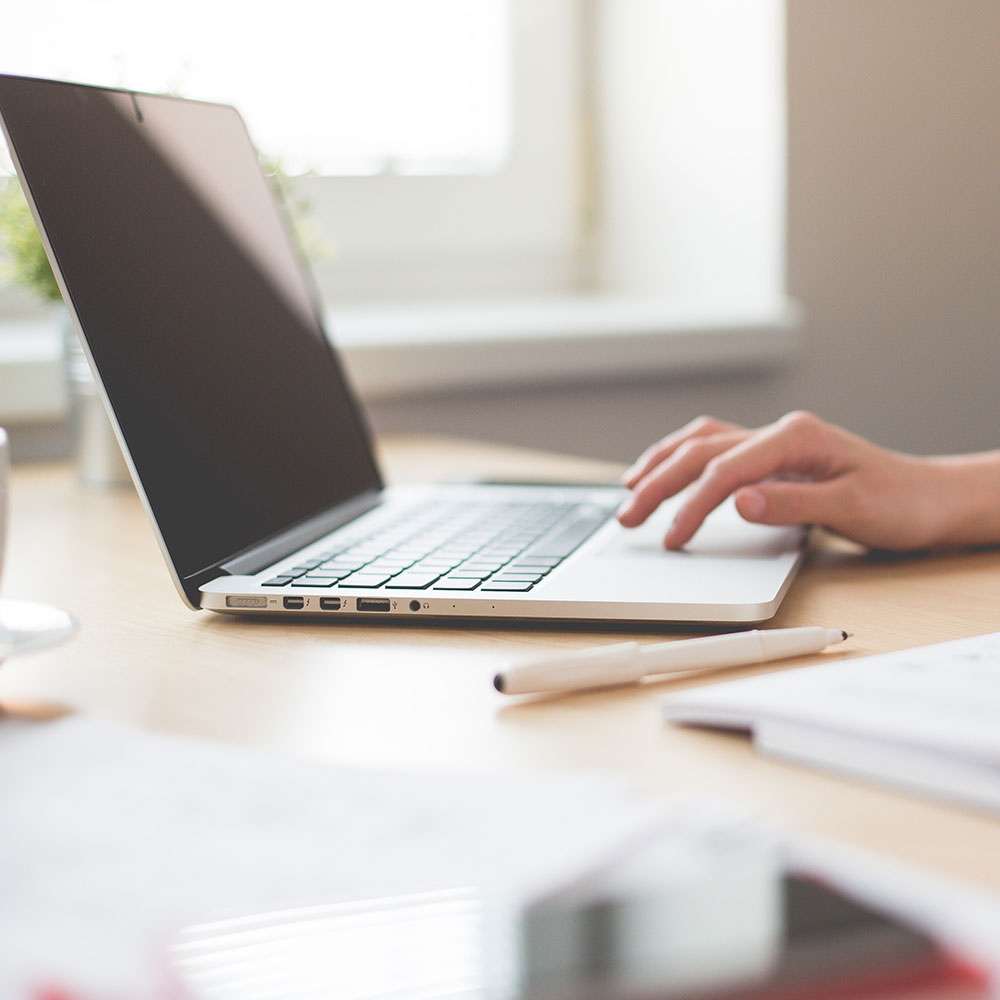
[662,631,1000,812]
[0,74,805,626]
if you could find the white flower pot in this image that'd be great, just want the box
[59,309,132,489]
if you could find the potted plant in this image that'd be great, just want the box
[0,176,62,303]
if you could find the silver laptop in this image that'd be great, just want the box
[0,74,805,626]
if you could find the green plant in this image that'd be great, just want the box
[0,175,61,303]
[260,155,332,266]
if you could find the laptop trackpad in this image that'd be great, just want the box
[596,497,804,561]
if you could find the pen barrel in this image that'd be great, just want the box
[639,627,838,676]
[755,626,841,661]
[496,642,644,695]
[496,627,843,695]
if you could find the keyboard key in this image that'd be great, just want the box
[290,559,325,572]
[490,573,544,584]
[291,576,338,588]
[433,577,483,591]
[262,576,294,587]
[456,561,506,573]
[409,561,459,574]
[337,573,393,588]
[364,560,415,574]
[385,573,442,590]
[481,581,535,592]
[505,564,554,576]
[321,562,368,574]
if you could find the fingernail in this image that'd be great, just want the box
[664,512,686,543]
[615,497,635,520]
[620,465,639,485]
[738,487,767,520]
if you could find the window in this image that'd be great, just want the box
[3,1,512,176]
[1,2,791,410]
[1,0,583,304]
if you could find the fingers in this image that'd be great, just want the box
[617,430,747,527]
[618,411,930,551]
[659,412,846,547]
[733,480,845,529]
[620,416,745,489]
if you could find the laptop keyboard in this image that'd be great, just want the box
[262,499,613,594]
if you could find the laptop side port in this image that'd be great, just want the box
[226,595,268,609]
[282,596,305,610]
[319,597,341,611]
[357,598,391,612]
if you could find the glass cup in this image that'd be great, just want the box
[0,427,76,661]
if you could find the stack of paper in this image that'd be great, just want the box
[663,631,1000,812]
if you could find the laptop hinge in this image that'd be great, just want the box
[219,490,383,578]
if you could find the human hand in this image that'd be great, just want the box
[616,411,985,551]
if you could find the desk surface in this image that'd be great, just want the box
[4,436,1000,892]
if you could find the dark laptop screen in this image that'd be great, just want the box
[0,75,381,590]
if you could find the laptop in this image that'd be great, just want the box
[0,74,805,626]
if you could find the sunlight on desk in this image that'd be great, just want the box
[4,435,1000,906]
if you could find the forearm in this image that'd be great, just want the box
[924,451,1000,548]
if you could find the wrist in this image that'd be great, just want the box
[924,453,1000,548]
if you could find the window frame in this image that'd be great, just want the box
[0,1,797,430]
[301,0,586,304]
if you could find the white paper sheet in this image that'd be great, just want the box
[663,631,1000,769]
[0,716,679,998]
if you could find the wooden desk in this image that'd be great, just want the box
[4,436,1000,893]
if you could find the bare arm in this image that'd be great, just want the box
[616,411,1000,551]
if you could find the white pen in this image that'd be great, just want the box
[493,626,849,696]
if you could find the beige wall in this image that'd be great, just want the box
[369,1,1000,463]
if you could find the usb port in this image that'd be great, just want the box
[357,598,390,613]
[319,597,341,611]
[282,596,305,610]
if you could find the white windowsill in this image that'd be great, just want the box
[0,319,67,423]
[0,295,801,423]
[331,295,802,400]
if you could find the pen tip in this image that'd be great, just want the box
[840,630,850,641]
[493,674,505,693]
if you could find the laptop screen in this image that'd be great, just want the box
[0,76,382,590]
